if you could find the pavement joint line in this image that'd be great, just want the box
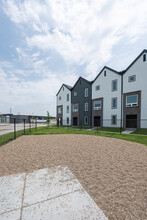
[0,208,20,216]
[20,173,27,220]
[21,188,84,210]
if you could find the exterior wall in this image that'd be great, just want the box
[71,78,92,126]
[71,103,79,126]
[92,68,122,127]
[57,105,63,125]
[56,85,71,125]
[92,98,103,127]
[123,52,147,128]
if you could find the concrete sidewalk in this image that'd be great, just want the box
[0,166,108,220]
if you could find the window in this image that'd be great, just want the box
[112,97,117,109]
[104,70,106,76]
[128,75,136,82]
[85,102,88,111]
[67,105,69,113]
[67,94,69,101]
[143,54,146,62]
[84,116,88,125]
[95,85,100,91]
[126,95,138,107]
[112,79,117,91]
[85,88,88,97]
[63,87,64,91]
[67,117,69,124]
[59,96,61,100]
[94,100,101,110]
[111,115,117,125]
[58,107,62,114]
[73,104,78,112]
[74,92,77,96]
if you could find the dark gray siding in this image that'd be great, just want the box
[71,78,92,126]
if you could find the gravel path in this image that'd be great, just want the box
[0,134,147,220]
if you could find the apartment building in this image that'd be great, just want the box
[56,49,147,129]
[56,84,72,125]
[92,67,123,128]
[71,77,92,126]
[123,50,147,129]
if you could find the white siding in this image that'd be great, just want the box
[92,68,122,127]
[123,52,147,128]
[56,85,71,125]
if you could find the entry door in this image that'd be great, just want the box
[94,116,101,127]
[73,117,78,126]
[126,115,137,128]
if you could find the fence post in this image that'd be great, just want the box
[14,118,16,139]
[30,119,31,132]
[24,119,25,134]
[36,118,37,130]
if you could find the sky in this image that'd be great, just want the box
[0,0,147,117]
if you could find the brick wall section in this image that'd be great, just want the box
[92,98,103,127]
[123,90,141,129]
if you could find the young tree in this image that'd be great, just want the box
[46,111,51,127]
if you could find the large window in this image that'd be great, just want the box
[84,116,88,125]
[58,107,62,114]
[111,115,117,125]
[85,102,88,111]
[95,85,100,91]
[74,92,77,96]
[112,97,117,109]
[85,88,88,97]
[67,94,69,101]
[67,105,69,113]
[126,95,138,107]
[73,104,78,112]
[112,79,117,91]
[94,100,101,110]
[128,75,136,82]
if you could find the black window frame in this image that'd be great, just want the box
[111,97,117,109]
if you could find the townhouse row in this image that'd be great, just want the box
[56,49,147,129]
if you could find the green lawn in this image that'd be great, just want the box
[26,126,147,146]
[1,126,147,147]
[132,129,147,135]
[98,127,125,133]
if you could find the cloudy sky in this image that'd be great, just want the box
[0,0,147,116]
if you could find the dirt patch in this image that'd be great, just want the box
[0,134,146,219]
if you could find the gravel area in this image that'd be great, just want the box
[0,134,147,219]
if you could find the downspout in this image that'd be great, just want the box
[120,74,123,132]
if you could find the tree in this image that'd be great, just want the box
[46,111,51,127]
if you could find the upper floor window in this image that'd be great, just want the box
[143,54,146,62]
[126,95,138,107]
[63,87,64,91]
[112,97,117,109]
[84,116,88,125]
[94,100,101,110]
[67,105,69,113]
[112,79,117,91]
[73,104,78,112]
[85,88,88,97]
[95,85,100,91]
[128,75,136,82]
[111,115,117,125]
[58,107,62,114]
[59,96,61,100]
[104,70,106,77]
[85,102,88,111]
[74,92,77,96]
[67,94,69,101]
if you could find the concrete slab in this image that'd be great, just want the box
[122,129,136,134]
[0,173,25,214]
[22,190,107,220]
[23,166,82,206]
[0,166,108,220]
[0,210,21,220]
